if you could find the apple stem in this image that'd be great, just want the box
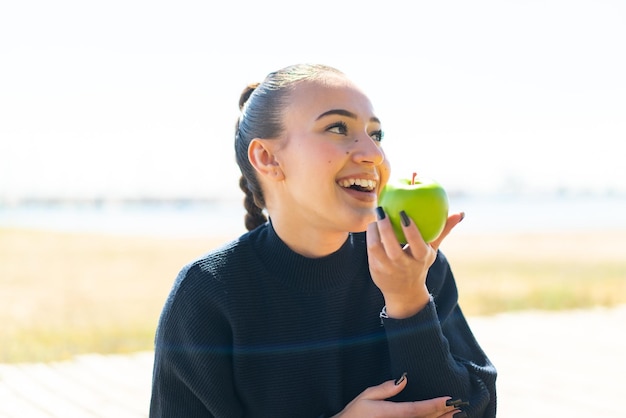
[412,172,417,185]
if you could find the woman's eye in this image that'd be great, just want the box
[327,122,348,135]
[370,130,384,142]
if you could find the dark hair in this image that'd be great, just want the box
[235,64,344,231]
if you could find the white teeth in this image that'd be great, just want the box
[339,178,377,191]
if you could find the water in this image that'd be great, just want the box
[1,194,625,238]
[0,200,248,238]
[449,193,626,233]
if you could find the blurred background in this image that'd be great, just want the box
[1,1,625,416]
[2,0,625,220]
[2,0,626,350]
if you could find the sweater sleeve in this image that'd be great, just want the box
[381,251,497,418]
[149,262,243,418]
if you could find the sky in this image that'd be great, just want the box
[1,0,625,200]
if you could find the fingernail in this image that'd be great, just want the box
[394,372,407,385]
[375,206,386,220]
[459,211,466,222]
[446,399,469,407]
[453,412,467,418]
[399,210,410,227]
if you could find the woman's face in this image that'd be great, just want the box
[269,75,391,234]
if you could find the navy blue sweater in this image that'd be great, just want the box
[150,222,497,417]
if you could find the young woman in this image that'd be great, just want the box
[150,64,497,417]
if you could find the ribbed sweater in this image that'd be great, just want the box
[150,222,497,417]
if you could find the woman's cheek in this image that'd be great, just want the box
[378,158,391,195]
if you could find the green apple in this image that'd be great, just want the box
[378,173,449,244]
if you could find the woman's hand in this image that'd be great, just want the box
[332,376,463,418]
[366,209,464,319]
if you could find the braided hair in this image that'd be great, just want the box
[234,64,343,231]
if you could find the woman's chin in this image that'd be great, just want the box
[347,212,377,233]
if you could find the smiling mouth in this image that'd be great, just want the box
[338,178,377,192]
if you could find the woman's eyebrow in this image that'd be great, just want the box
[316,109,380,124]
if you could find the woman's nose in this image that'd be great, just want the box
[352,133,385,166]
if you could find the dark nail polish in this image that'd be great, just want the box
[375,206,386,220]
[394,372,407,385]
[453,412,467,418]
[459,212,466,222]
[399,210,410,227]
[446,399,470,408]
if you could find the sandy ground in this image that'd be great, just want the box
[469,305,626,417]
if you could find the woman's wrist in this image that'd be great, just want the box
[382,286,431,319]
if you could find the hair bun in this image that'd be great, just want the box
[239,82,260,110]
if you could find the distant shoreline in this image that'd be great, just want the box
[2,193,626,238]
[2,187,625,208]
[0,196,239,209]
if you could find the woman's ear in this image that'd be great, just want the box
[248,139,285,181]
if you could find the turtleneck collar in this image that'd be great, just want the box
[248,221,367,293]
